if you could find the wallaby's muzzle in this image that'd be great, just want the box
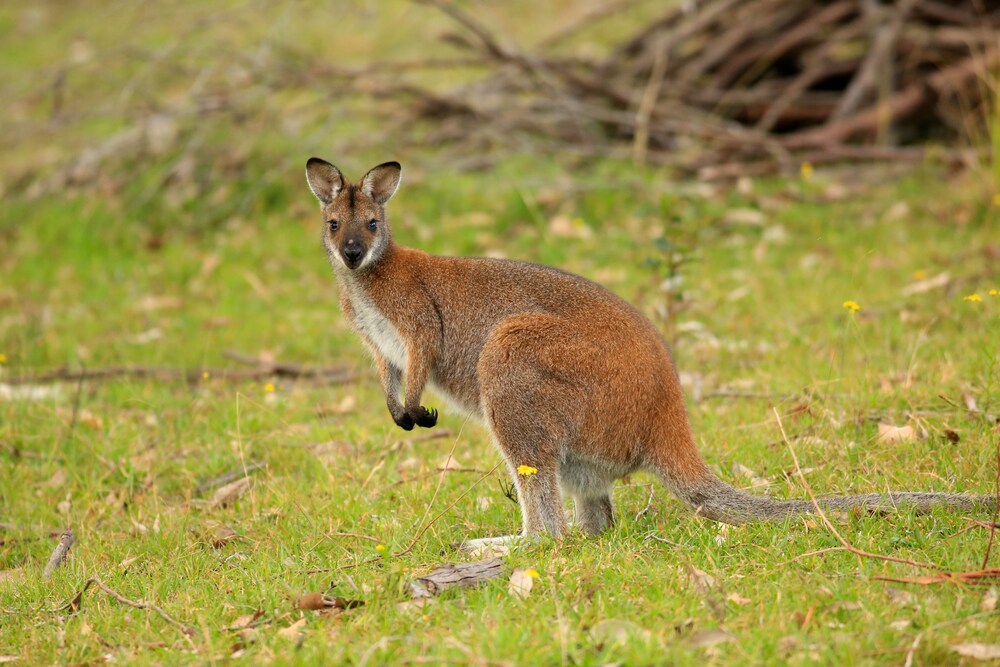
[342,238,365,269]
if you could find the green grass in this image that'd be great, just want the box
[2,2,1000,665]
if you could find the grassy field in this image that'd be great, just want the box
[2,1,1000,665]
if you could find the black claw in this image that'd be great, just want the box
[394,412,415,431]
[414,406,438,428]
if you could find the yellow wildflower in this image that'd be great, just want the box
[202,370,210,380]
[0,353,7,364]
[963,294,982,302]
[993,193,1000,206]
[264,382,276,392]
[375,544,387,553]
[913,270,926,281]
[524,569,540,579]
[800,161,814,181]
[842,300,861,313]
[517,465,538,476]
[990,289,999,296]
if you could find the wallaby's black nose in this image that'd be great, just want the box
[343,242,363,266]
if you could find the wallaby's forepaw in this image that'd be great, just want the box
[410,406,438,428]
[392,411,415,431]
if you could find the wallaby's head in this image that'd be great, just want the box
[305,158,402,271]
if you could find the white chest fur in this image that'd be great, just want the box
[343,281,408,370]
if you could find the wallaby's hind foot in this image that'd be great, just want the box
[574,494,615,535]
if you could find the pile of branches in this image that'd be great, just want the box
[381,0,1000,177]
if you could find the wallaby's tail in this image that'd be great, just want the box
[655,462,994,526]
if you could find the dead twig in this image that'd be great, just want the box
[772,407,943,572]
[193,460,266,495]
[42,529,75,579]
[8,361,354,385]
[58,576,196,637]
[982,437,1000,569]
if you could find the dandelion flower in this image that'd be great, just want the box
[963,294,982,302]
[517,465,538,476]
[800,161,814,181]
[202,371,210,380]
[842,300,861,313]
[0,353,7,364]
[524,569,540,579]
[375,544,387,553]
[990,289,999,296]
[913,270,926,281]
[264,382,276,392]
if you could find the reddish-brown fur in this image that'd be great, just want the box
[306,158,992,548]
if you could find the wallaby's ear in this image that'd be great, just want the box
[306,157,345,205]
[360,161,402,206]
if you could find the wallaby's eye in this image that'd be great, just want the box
[367,219,378,232]
[327,220,339,231]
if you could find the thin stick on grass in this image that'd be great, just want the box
[772,407,942,572]
[58,576,195,637]
[42,529,75,579]
[981,437,1000,569]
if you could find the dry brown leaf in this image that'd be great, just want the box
[688,629,735,648]
[0,657,19,664]
[296,593,333,611]
[951,643,1000,661]
[227,611,263,631]
[46,469,67,488]
[277,618,306,642]
[210,523,239,548]
[0,569,24,585]
[466,542,510,559]
[590,619,650,646]
[726,592,751,606]
[438,454,463,471]
[981,588,998,613]
[731,462,771,489]
[901,272,950,296]
[508,568,536,599]
[877,423,916,444]
[209,477,251,509]
[687,566,715,594]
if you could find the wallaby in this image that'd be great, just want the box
[305,158,993,551]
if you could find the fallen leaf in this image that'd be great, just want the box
[296,593,329,611]
[731,462,771,489]
[951,643,1000,661]
[210,523,239,548]
[877,423,916,444]
[889,619,911,631]
[508,568,535,599]
[901,271,950,296]
[46,469,67,488]
[438,454,463,471]
[886,587,915,607]
[277,618,306,642]
[0,657,19,663]
[0,569,24,584]
[0,384,63,401]
[981,588,998,613]
[688,629,735,648]
[465,542,510,559]
[590,619,650,646]
[687,566,715,594]
[210,477,251,509]
[227,611,263,631]
[726,592,751,606]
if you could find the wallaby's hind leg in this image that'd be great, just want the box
[574,494,615,535]
[462,314,589,549]
[561,455,617,534]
